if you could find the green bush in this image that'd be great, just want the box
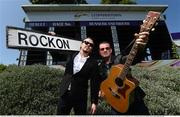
[0,64,7,73]
[131,66,180,115]
[0,64,179,115]
[0,64,63,115]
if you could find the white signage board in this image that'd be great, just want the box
[27,11,146,22]
[6,26,81,51]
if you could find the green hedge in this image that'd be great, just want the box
[131,66,180,115]
[0,64,179,115]
[0,64,7,73]
[0,64,63,115]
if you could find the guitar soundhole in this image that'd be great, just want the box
[115,78,123,87]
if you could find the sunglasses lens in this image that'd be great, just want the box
[83,41,94,47]
[100,47,110,51]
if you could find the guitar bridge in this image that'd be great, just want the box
[108,87,120,99]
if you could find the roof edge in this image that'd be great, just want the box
[22,4,168,13]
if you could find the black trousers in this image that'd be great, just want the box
[57,91,87,115]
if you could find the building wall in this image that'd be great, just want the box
[19,5,172,66]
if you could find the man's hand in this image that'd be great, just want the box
[48,31,56,36]
[98,90,105,97]
[135,32,149,45]
[90,103,97,114]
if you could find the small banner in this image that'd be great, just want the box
[6,26,81,51]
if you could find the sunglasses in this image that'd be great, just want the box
[83,40,94,47]
[100,47,110,51]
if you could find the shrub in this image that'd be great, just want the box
[0,64,64,115]
[131,66,180,115]
[0,64,7,73]
[0,64,179,115]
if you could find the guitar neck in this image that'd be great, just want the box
[120,26,149,79]
[120,40,139,80]
[118,11,160,81]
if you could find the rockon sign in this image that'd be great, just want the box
[6,26,81,51]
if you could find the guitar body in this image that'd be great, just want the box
[100,64,139,113]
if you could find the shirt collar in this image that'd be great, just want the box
[77,52,90,59]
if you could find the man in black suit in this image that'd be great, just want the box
[57,37,99,115]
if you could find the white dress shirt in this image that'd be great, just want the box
[68,52,89,90]
[73,52,89,74]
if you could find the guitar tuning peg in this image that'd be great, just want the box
[155,22,158,26]
[151,28,155,31]
[143,20,147,23]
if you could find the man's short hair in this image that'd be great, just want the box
[99,41,112,48]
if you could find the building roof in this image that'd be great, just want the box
[22,4,168,13]
[171,32,180,47]
[171,32,180,40]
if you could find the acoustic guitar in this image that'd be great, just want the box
[100,11,161,113]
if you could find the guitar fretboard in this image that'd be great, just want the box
[118,11,160,80]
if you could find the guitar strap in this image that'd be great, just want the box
[121,39,135,56]
[115,39,135,65]
[121,38,147,64]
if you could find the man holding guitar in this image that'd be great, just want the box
[98,11,160,115]
[98,33,149,115]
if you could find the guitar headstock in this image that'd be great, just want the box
[140,11,161,32]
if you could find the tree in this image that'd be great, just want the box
[101,0,136,4]
[29,0,87,4]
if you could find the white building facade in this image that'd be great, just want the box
[19,4,172,66]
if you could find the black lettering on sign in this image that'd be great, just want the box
[63,40,70,49]
[29,34,39,46]
[56,39,63,48]
[18,32,28,45]
[39,35,48,46]
[48,37,56,48]
[16,30,73,50]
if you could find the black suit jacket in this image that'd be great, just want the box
[60,53,99,104]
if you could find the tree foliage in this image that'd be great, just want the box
[171,42,180,59]
[29,0,87,4]
[101,0,136,4]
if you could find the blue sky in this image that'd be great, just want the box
[0,0,180,65]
